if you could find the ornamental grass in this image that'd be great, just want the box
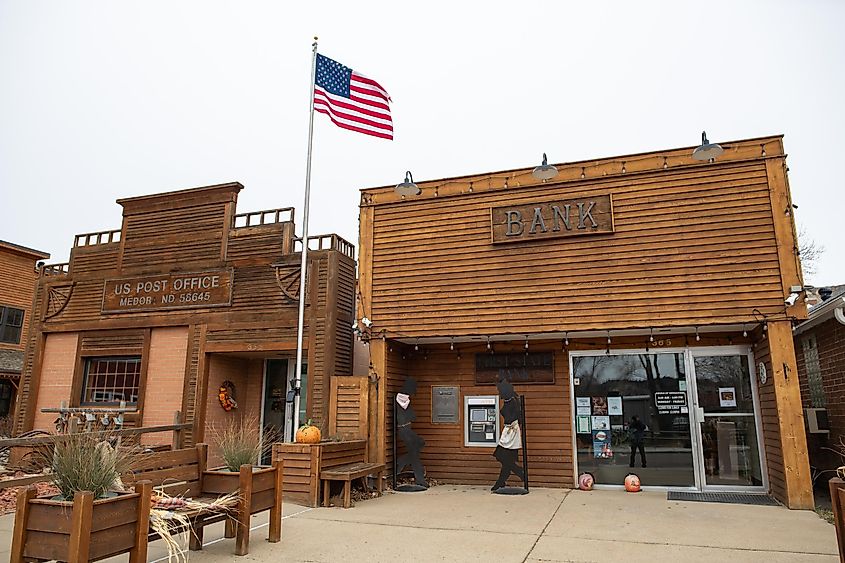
[47,432,133,500]
[211,414,279,472]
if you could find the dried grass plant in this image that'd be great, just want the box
[211,414,280,472]
[46,432,134,500]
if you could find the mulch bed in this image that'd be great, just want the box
[0,477,59,514]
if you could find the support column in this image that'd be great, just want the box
[368,337,387,466]
[768,320,814,509]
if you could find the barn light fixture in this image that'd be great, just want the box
[532,153,559,181]
[692,131,724,162]
[395,171,421,196]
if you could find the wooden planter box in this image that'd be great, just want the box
[11,486,149,563]
[273,440,367,507]
[830,477,845,561]
[203,465,280,513]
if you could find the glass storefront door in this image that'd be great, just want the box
[571,347,766,491]
[691,351,765,488]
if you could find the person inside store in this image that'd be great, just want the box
[492,377,526,491]
[628,415,647,468]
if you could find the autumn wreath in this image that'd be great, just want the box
[218,380,238,411]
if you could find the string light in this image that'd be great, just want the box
[742,325,748,338]
[695,327,700,342]
[621,162,627,173]
[414,338,419,351]
[649,328,655,343]
[450,338,454,351]
[486,336,491,350]
[663,157,668,170]
[580,167,585,179]
[524,336,529,350]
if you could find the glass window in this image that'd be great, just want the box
[81,357,142,406]
[0,306,24,344]
[802,335,826,408]
[573,353,695,487]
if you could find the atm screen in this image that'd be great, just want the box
[470,409,487,422]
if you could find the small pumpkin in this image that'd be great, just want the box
[624,473,641,492]
[296,419,321,444]
[578,472,594,491]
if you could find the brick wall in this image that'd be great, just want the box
[796,317,845,477]
[32,333,78,431]
[204,355,263,467]
[141,327,188,445]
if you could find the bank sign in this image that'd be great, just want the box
[101,269,234,313]
[490,194,614,243]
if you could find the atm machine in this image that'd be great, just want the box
[464,395,499,447]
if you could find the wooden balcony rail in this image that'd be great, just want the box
[233,207,294,228]
[40,263,69,277]
[74,229,121,247]
[294,234,356,260]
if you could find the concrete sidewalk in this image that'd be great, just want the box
[1,486,839,562]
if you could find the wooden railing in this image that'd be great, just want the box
[74,229,121,247]
[234,207,294,228]
[40,262,69,277]
[0,411,190,490]
[294,234,356,260]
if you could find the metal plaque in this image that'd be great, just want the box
[431,386,459,424]
[491,194,614,243]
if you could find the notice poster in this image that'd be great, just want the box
[591,416,610,431]
[607,397,623,416]
[576,406,591,416]
[654,391,687,414]
[576,397,591,416]
[592,429,613,459]
[719,387,737,408]
[591,397,608,415]
[576,415,591,434]
[576,397,591,408]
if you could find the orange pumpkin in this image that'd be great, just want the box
[624,473,641,492]
[296,420,321,444]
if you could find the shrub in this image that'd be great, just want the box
[48,432,132,500]
[212,415,279,472]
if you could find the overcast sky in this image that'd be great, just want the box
[1,1,842,285]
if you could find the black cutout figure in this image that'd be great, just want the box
[395,377,428,488]
[628,415,647,468]
[492,379,526,492]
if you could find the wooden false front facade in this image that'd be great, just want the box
[359,136,814,508]
[14,182,355,463]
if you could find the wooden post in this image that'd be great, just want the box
[269,459,283,542]
[9,486,37,563]
[172,411,183,450]
[369,338,387,466]
[829,478,845,561]
[68,490,94,563]
[768,320,814,509]
[235,463,253,556]
[129,481,152,563]
[196,442,208,491]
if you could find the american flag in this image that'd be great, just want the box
[313,54,393,140]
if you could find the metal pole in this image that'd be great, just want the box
[292,37,318,441]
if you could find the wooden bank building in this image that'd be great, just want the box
[358,135,814,509]
[13,182,356,463]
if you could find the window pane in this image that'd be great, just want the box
[82,357,142,406]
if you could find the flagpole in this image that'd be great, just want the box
[292,36,318,441]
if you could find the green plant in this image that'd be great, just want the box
[212,415,279,472]
[48,432,132,500]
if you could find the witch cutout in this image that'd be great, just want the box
[395,377,428,489]
[492,377,526,492]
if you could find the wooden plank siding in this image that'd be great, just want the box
[0,242,49,354]
[395,345,572,487]
[14,182,356,440]
[366,160,786,336]
[359,135,812,504]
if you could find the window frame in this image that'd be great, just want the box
[80,356,143,407]
[0,305,25,345]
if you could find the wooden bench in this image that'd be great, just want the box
[122,442,283,557]
[321,461,385,508]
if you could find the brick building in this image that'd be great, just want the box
[13,182,355,464]
[0,240,50,418]
[795,286,845,480]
